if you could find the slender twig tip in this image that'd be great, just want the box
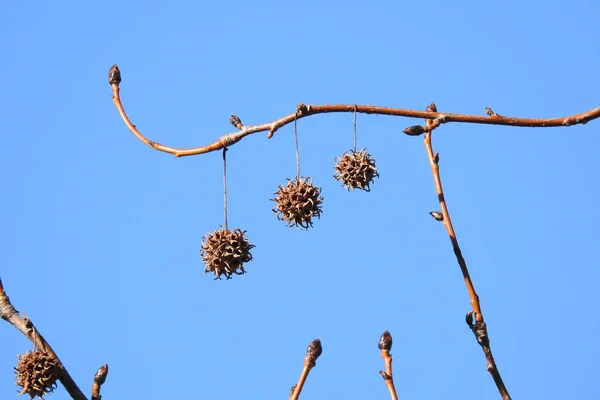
[229,115,243,129]
[429,211,444,221]
[403,125,426,136]
[108,64,121,86]
[378,330,393,351]
[94,364,109,385]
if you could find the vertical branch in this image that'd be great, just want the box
[378,331,399,400]
[288,339,322,400]
[423,103,511,400]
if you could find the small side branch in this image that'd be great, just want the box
[288,339,322,400]
[423,104,511,400]
[378,331,399,400]
[0,278,88,400]
[91,364,108,400]
[108,65,600,158]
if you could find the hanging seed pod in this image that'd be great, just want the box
[200,227,255,280]
[14,350,60,399]
[272,177,323,229]
[333,148,379,191]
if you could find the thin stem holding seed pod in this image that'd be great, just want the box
[294,111,301,180]
[423,103,511,400]
[108,64,600,158]
[223,147,228,230]
[353,105,358,152]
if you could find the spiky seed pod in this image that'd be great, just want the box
[200,227,255,280]
[14,350,60,399]
[333,149,379,191]
[272,177,323,229]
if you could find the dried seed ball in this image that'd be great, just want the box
[272,177,323,229]
[15,350,60,399]
[333,148,378,191]
[200,227,255,280]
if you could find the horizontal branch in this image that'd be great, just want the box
[108,65,600,158]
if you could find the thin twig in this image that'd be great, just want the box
[353,104,357,152]
[0,278,88,400]
[294,111,300,180]
[222,147,228,230]
[288,339,322,400]
[423,103,511,400]
[91,364,108,400]
[378,330,399,400]
[108,64,600,158]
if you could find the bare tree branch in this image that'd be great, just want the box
[108,64,600,158]
[106,64,600,399]
[288,339,322,400]
[378,330,399,400]
[423,103,511,400]
[0,278,88,400]
[91,364,108,400]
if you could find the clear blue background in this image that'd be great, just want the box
[1,1,599,399]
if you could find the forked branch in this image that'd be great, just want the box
[107,64,599,399]
[424,103,510,400]
[108,65,600,158]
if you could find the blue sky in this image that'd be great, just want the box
[1,1,599,399]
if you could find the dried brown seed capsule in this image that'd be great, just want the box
[200,227,255,280]
[333,148,379,191]
[14,350,61,399]
[271,177,323,229]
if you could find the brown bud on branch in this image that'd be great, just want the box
[403,125,426,136]
[426,102,438,113]
[306,339,322,361]
[429,211,444,221]
[108,64,121,85]
[485,106,498,116]
[94,364,108,385]
[378,330,393,351]
[229,115,243,129]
